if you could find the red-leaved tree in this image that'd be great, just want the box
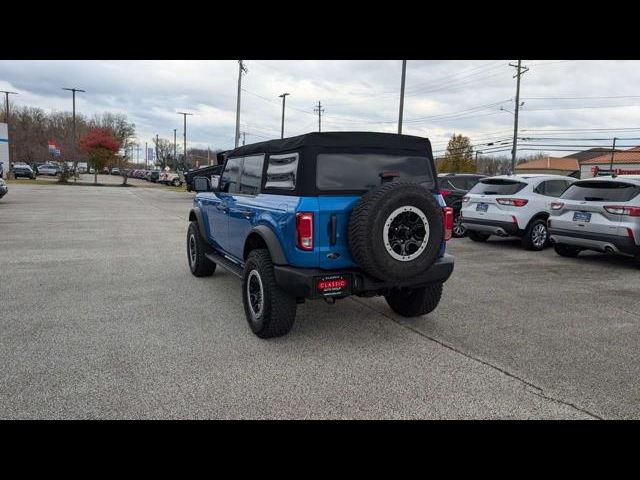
[79,128,120,184]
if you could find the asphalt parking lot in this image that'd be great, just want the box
[1,184,638,419]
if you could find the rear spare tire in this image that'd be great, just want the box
[348,181,443,281]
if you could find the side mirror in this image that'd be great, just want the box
[193,176,211,192]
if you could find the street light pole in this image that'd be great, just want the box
[398,60,407,134]
[173,129,177,167]
[62,87,85,165]
[235,60,248,148]
[1,90,18,177]
[279,93,290,139]
[178,112,193,168]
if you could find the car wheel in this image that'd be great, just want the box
[468,230,490,242]
[452,211,466,237]
[242,249,296,338]
[173,178,180,187]
[187,221,216,277]
[385,282,443,317]
[554,244,581,258]
[522,218,548,251]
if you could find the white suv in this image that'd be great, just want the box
[460,174,577,250]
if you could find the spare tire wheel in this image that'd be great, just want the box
[348,181,443,281]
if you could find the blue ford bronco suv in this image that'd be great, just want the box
[187,132,455,338]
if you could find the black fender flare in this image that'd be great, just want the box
[245,225,288,265]
[188,208,209,243]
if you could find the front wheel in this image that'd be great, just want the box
[385,282,443,317]
[522,218,548,251]
[554,244,581,258]
[187,221,216,277]
[242,249,296,338]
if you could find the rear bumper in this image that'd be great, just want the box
[461,218,521,237]
[273,254,455,300]
[549,227,639,256]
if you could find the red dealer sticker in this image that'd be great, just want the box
[316,275,350,297]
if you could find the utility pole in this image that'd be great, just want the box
[62,87,86,165]
[178,112,193,168]
[241,132,246,146]
[279,93,290,139]
[145,141,148,169]
[155,134,159,168]
[398,60,407,134]
[235,60,248,148]
[173,129,177,166]
[207,147,211,166]
[1,90,18,176]
[509,60,528,172]
[136,143,140,164]
[475,150,483,174]
[609,137,617,174]
[314,101,324,132]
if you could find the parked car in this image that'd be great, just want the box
[185,164,224,192]
[12,164,36,179]
[0,178,7,199]
[102,167,110,174]
[37,164,61,176]
[187,132,455,338]
[89,167,96,174]
[438,173,486,237]
[160,171,183,187]
[150,170,160,183]
[461,174,576,250]
[548,175,640,264]
[111,168,120,175]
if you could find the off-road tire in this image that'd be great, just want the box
[521,218,549,251]
[187,221,216,277]
[242,249,296,338]
[385,282,443,317]
[468,230,490,242]
[348,181,443,281]
[554,244,581,258]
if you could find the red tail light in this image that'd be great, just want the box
[440,189,452,197]
[296,212,314,250]
[443,207,454,241]
[497,198,529,207]
[604,205,640,217]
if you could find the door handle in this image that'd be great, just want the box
[216,204,228,212]
[241,210,254,218]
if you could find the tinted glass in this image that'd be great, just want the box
[240,154,264,195]
[316,153,433,191]
[561,181,640,202]
[537,180,570,197]
[265,153,298,190]
[222,157,242,194]
[446,177,467,190]
[469,179,526,195]
[465,176,483,190]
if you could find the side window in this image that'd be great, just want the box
[537,180,568,197]
[240,154,265,195]
[222,157,242,194]
[466,177,481,190]
[265,153,298,190]
[447,177,467,190]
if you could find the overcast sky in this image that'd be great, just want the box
[2,60,640,158]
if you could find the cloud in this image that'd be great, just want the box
[2,60,640,156]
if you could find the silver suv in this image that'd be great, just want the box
[548,175,640,263]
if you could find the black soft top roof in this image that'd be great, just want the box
[227,131,433,158]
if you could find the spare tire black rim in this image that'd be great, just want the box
[383,206,430,261]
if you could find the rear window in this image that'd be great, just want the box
[316,153,434,191]
[561,181,640,202]
[469,179,526,195]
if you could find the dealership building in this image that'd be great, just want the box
[578,147,640,179]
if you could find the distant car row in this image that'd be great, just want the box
[125,169,184,187]
[454,173,640,265]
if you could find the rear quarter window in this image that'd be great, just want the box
[469,179,526,195]
[561,181,640,202]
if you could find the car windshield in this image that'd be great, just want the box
[561,181,640,202]
[469,178,526,195]
[316,153,434,191]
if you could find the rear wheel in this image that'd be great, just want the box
[468,230,490,242]
[452,211,466,237]
[522,218,548,251]
[385,283,443,317]
[242,249,297,338]
[554,244,581,258]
